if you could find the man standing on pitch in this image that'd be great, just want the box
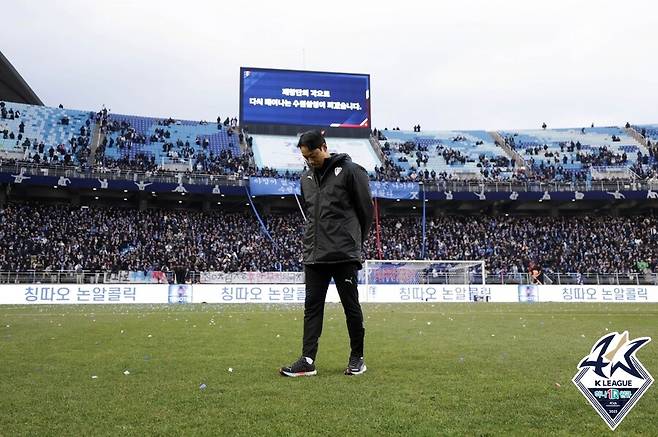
[280,130,373,377]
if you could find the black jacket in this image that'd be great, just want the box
[300,153,374,268]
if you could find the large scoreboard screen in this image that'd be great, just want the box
[240,67,371,129]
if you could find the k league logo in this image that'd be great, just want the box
[572,331,653,430]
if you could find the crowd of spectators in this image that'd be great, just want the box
[1,203,656,277]
[372,127,658,183]
[3,101,658,185]
[374,138,520,183]
[1,101,93,167]
[89,108,256,177]
[364,215,658,277]
[632,130,658,180]
[0,102,21,121]
[0,204,303,274]
[503,134,658,182]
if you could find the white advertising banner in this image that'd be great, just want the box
[190,284,518,303]
[0,284,170,304]
[0,284,656,305]
[191,284,342,304]
[529,285,658,303]
[362,284,518,303]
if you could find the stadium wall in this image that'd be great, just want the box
[1,284,657,304]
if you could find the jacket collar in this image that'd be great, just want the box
[313,153,350,183]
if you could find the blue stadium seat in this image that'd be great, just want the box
[104,113,238,163]
[634,124,658,141]
[380,130,512,179]
[0,101,95,164]
[498,126,646,177]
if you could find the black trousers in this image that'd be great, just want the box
[302,262,365,361]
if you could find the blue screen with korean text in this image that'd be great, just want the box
[240,68,370,128]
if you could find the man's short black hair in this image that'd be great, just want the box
[297,130,326,150]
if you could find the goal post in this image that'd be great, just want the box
[364,260,486,287]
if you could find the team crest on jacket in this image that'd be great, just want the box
[572,331,653,430]
[335,167,342,176]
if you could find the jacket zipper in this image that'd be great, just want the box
[312,158,339,263]
[312,171,320,263]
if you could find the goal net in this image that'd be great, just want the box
[364,260,485,286]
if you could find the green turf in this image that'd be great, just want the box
[0,303,656,436]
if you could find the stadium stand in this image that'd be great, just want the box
[364,215,658,280]
[500,126,647,181]
[98,112,241,173]
[634,124,658,141]
[3,101,658,184]
[377,129,517,181]
[1,100,657,286]
[1,203,656,282]
[0,203,303,274]
[631,124,658,180]
[0,101,94,165]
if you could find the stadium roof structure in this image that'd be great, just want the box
[0,50,42,105]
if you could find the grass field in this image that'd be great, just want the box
[1,302,657,436]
